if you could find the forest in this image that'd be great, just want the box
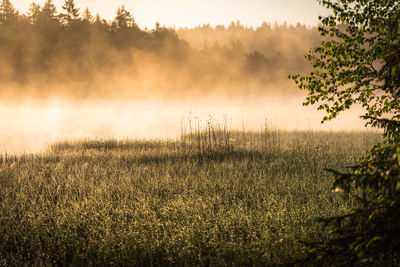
[0,0,321,99]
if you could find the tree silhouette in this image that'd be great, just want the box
[40,0,58,23]
[0,0,320,97]
[28,2,41,24]
[0,0,18,25]
[61,0,79,26]
[82,7,93,23]
[113,5,136,30]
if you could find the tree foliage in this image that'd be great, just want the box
[291,0,400,265]
[0,0,17,25]
[0,0,320,98]
[113,5,136,30]
[82,7,93,23]
[291,0,400,135]
[298,139,400,266]
[40,0,58,23]
[61,0,79,26]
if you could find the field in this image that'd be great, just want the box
[0,129,381,266]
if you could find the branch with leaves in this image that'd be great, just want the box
[290,0,400,265]
[290,0,400,136]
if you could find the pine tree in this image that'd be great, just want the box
[82,7,92,23]
[28,2,41,24]
[61,0,79,26]
[0,0,18,25]
[40,0,57,23]
[113,6,135,30]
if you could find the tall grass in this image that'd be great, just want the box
[180,115,233,152]
[180,115,282,153]
[0,124,381,266]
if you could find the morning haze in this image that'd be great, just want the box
[0,0,383,265]
[0,0,366,153]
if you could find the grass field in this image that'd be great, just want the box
[0,129,381,266]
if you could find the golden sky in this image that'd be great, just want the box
[12,0,329,28]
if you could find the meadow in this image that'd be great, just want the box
[0,127,381,266]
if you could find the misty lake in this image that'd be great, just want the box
[0,96,368,154]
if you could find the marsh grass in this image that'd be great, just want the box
[180,115,283,154]
[0,127,381,266]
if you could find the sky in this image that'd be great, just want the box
[12,0,330,29]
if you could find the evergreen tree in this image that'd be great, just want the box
[0,0,18,25]
[61,0,79,26]
[94,13,101,24]
[28,2,41,24]
[113,6,136,30]
[82,7,92,23]
[40,0,58,23]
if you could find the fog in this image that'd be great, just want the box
[0,4,371,154]
[0,95,368,154]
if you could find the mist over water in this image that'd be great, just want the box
[0,95,368,154]
[0,8,372,154]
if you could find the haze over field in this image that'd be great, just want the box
[0,0,367,153]
[2,1,397,266]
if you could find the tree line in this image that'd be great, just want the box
[0,0,321,98]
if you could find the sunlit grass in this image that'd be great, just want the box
[0,129,381,265]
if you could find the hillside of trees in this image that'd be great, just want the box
[0,0,322,99]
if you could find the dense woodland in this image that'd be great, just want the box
[0,0,321,98]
